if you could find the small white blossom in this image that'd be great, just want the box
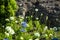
[5,32,9,36]
[29,39,33,40]
[19,4,22,6]
[41,13,43,16]
[15,20,18,23]
[5,19,9,21]
[20,36,24,40]
[19,15,24,19]
[31,15,33,18]
[50,28,53,30]
[53,27,57,31]
[44,26,48,31]
[49,34,53,36]
[10,17,14,20]
[5,26,15,35]
[35,38,39,40]
[34,32,40,37]
[46,16,48,20]
[36,17,39,20]
[56,18,59,21]
[35,8,38,12]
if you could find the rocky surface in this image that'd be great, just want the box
[16,0,60,27]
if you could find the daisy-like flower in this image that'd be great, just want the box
[35,38,39,40]
[21,21,27,28]
[35,8,38,12]
[10,17,14,20]
[34,32,40,37]
[3,38,8,40]
[5,26,15,35]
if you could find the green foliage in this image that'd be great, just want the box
[0,0,18,35]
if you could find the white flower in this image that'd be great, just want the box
[35,38,39,40]
[5,32,9,36]
[44,26,48,31]
[5,19,9,21]
[49,34,53,36]
[20,36,24,40]
[9,29,15,35]
[56,18,59,21]
[36,17,39,20]
[5,26,12,31]
[29,39,33,40]
[20,19,23,21]
[31,15,33,18]
[10,17,14,20]
[34,32,40,37]
[19,4,22,6]
[50,28,53,30]
[15,20,18,23]
[53,27,57,31]
[46,16,48,20]
[41,13,43,16]
[5,26,15,35]
[35,8,38,12]
[19,15,24,19]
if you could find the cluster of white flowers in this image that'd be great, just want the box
[5,26,15,35]
[34,32,40,37]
